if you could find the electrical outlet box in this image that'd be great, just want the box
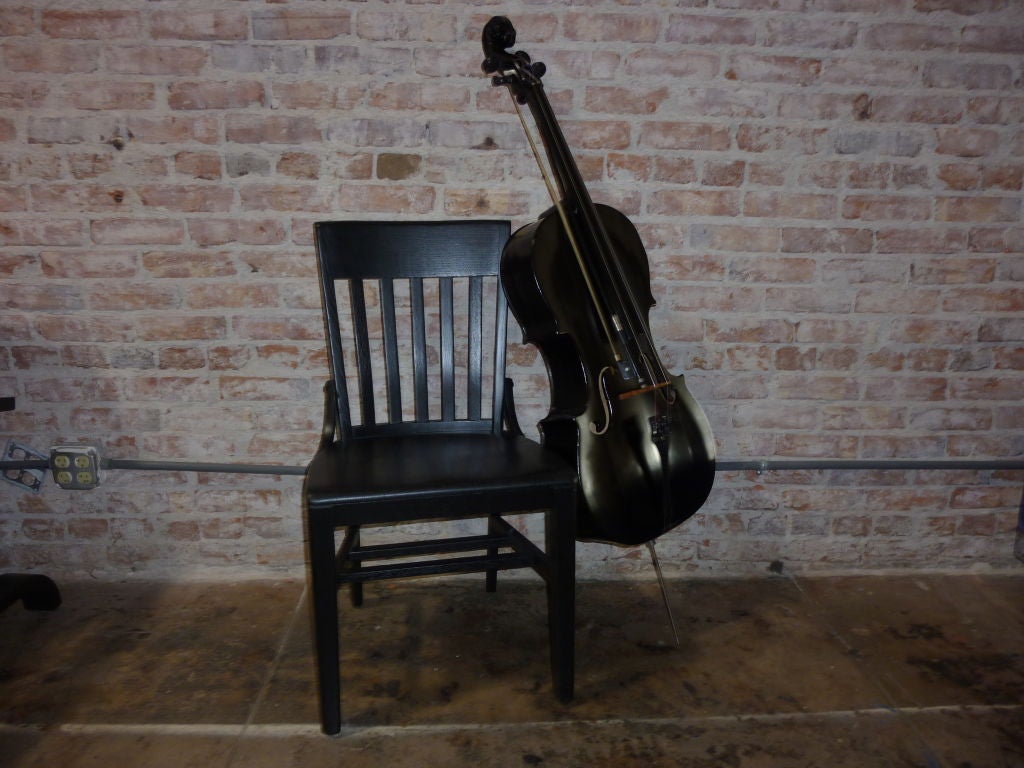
[50,444,101,490]
[2,440,47,493]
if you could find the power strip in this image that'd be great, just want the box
[49,445,102,490]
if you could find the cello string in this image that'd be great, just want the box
[523,74,671,386]
[510,95,621,358]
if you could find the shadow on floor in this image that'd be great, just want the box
[1,573,1022,767]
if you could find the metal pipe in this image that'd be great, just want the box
[3,457,1024,475]
[103,458,306,476]
[716,458,1024,472]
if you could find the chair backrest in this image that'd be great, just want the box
[314,220,512,442]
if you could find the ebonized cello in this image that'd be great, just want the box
[482,17,716,546]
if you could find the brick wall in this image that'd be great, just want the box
[1,0,1021,580]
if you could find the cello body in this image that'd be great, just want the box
[483,16,716,546]
[502,205,716,545]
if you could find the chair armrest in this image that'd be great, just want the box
[501,377,524,436]
[319,380,339,447]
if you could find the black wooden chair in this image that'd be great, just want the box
[304,220,577,735]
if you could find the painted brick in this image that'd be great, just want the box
[3,0,1023,581]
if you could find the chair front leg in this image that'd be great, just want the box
[309,515,343,735]
[545,494,576,702]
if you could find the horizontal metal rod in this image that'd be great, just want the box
[104,458,306,475]
[716,459,1024,472]
[3,457,1023,477]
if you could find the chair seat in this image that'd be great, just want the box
[306,432,574,516]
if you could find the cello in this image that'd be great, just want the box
[482,17,716,547]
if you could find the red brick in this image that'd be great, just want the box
[864,23,956,50]
[821,405,906,430]
[175,152,222,180]
[744,191,836,220]
[968,96,1024,125]
[240,184,332,213]
[796,318,880,343]
[888,318,976,344]
[667,14,757,45]
[777,374,861,400]
[564,12,661,42]
[137,316,227,341]
[584,86,668,115]
[4,41,100,73]
[143,251,235,278]
[649,189,740,217]
[924,61,1013,90]
[908,407,993,431]
[936,196,1018,222]
[219,376,309,401]
[337,184,434,214]
[3,284,82,311]
[185,284,279,309]
[725,54,822,86]
[0,7,34,35]
[702,226,783,255]
[277,152,322,180]
[106,46,207,75]
[227,115,321,144]
[43,10,141,38]
[443,189,530,217]
[139,185,234,213]
[253,9,351,40]
[942,287,1024,312]
[968,227,1024,253]
[764,18,858,48]
[869,95,963,124]
[946,378,1019,403]
[877,229,967,255]
[169,81,265,110]
[126,116,219,144]
[652,157,698,183]
[821,58,920,87]
[736,125,826,154]
[40,251,136,279]
[782,227,872,253]
[91,219,184,245]
[150,10,248,41]
[22,519,64,541]
[706,318,796,343]
[625,49,719,79]
[88,284,179,311]
[961,25,1024,53]
[24,375,121,400]
[935,127,1000,158]
[232,316,322,341]
[562,121,631,150]
[915,0,1007,12]
[842,195,931,221]
[68,519,110,540]
[909,256,995,283]
[356,11,455,42]
[188,219,287,246]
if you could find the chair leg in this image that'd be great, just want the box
[485,514,498,593]
[342,526,363,607]
[545,494,575,702]
[309,517,343,735]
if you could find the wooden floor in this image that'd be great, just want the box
[1,573,1022,767]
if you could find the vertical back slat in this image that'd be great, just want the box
[315,220,511,437]
[491,276,509,434]
[410,277,428,422]
[379,279,402,423]
[440,276,455,422]
[349,279,375,427]
[467,275,483,421]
